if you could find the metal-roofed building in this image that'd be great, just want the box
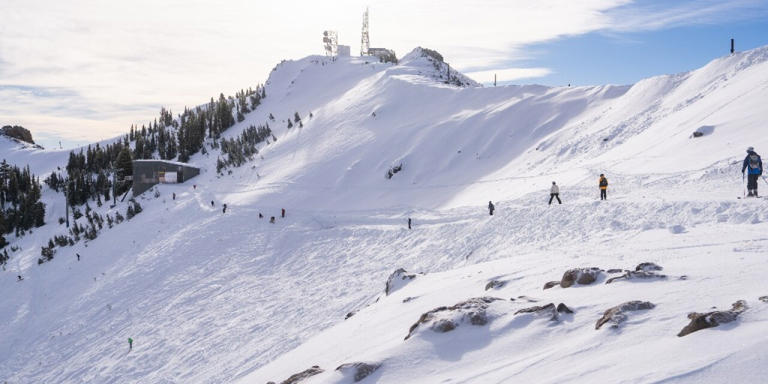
[132,160,200,196]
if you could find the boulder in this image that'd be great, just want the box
[543,281,560,290]
[760,296,768,303]
[560,267,603,288]
[606,268,624,274]
[595,301,655,330]
[635,262,663,272]
[485,279,507,291]
[405,297,503,340]
[279,365,324,384]
[336,362,381,382]
[514,302,573,321]
[385,268,417,295]
[605,270,667,284]
[677,300,747,337]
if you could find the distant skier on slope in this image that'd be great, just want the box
[128,337,133,351]
[408,218,412,229]
[549,181,562,205]
[742,147,763,197]
[222,204,227,214]
[599,174,608,200]
[281,208,286,218]
[488,201,495,216]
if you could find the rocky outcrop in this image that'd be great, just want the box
[405,297,503,340]
[336,362,381,382]
[277,365,324,384]
[595,301,655,330]
[635,262,663,272]
[561,267,603,288]
[1,125,34,144]
[514,302,573,321]
[677,300,747,337]
[485,279,507,291]
[385,268,417,295]
[759,296,768,303]
[543,281,559,290]
[605,270,667,284]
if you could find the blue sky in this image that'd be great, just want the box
[1,0,767,149]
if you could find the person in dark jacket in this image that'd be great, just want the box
[599,174,608,200]
[488,201,495,216]
[222,204,227,214]
[742,147,763,197]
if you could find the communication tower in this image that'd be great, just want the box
[361,7,370,56]
[323,30,338,57]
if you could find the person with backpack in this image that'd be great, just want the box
[599,174,608,200]
[549,181,562,205]
[488,201,495,216]
[742,147,763,197]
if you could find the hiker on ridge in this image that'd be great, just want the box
[599,174,608,200]
[742,146,763,197]
[488,201,495,216]
[549,181,562,205]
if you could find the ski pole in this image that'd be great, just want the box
[743,173,746,197]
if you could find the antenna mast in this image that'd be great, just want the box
[361,7,370,56]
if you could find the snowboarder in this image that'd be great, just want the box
[259,213,263,219]
[408,218,412,229]
[172,192,176,200]
[210,200,214,207]
[270,216,276,224]
[128,337,133,351]
[281,208,285,218]
[549,182,562,205]
[488,201,495,216]
[742,147,763,197]
[222,204,227,214]
[599,174,608,200]
[76,253,80,261]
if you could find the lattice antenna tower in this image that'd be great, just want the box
[323,30,338,57]
[361,7,370,56]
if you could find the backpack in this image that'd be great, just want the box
[749,154,762,174]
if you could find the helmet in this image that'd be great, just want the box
[747,146,754,152]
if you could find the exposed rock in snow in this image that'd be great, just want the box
[543,281,560,290]
[759,296,768,303]
[595,301,656,330]
[514,295,540,302]
[485,279,507,291]
[677,300,748,337]
[344,310,357,320]
[605,270,667,284]
[560,267,603,288]
[668,225,686,234]
[402,296,418,303]
[399,47,480,87]
[385,268,417,295]
[635,262,663,272]
[1,125,34,144]
[514,302,573,321]
[405,297,503,340]
[606,268,624,274]
[274,365,324,384]
[335,362,381,382]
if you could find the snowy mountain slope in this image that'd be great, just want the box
[2,46,768,383]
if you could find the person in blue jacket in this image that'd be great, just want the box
[742,147,763,197]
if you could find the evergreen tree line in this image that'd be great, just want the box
[216,124,274,173]
[39,199,141,264]
[1,160,46,252]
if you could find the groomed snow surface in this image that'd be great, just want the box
[2,46,768,383]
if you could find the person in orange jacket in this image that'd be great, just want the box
[599,174,608,200]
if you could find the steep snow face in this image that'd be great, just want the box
[2,46,768,384]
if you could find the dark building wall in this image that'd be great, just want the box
[132,161,200,196]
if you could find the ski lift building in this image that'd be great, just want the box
[132,160,200,196]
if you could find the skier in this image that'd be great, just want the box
[281,208,286,218]
[17,275,23,281]
[549,182,562,205]
[259,213,263,219]
[172,192,176,200]
[270,216,276,224]
[488,201,495,216]
[599,174,608,200]
[128,337,133,351]
[742,147,763,197]
[193,185,196,190]
[76,253,80,261]
[210,200,214,207]
[222,204,227,214]
[408,218,412,229]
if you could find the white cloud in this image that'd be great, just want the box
[0,0,764,145]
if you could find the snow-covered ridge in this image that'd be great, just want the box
[2,45,768,383]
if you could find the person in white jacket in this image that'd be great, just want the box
[549,181,562,205]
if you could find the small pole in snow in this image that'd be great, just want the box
[731,38,735,54]
[494,74,496,87]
